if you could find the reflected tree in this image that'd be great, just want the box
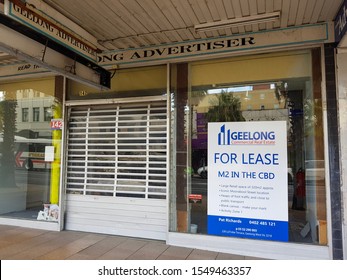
[0,99,17,187]
[206,91,245,122]
[303,98,323,138]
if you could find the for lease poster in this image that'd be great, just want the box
[207,121,288,241]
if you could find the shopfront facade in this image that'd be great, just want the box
[168,48,332,260]
[0,75,64,231]
[0,16,345,259]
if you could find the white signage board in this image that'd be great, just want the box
[207,121,288,241]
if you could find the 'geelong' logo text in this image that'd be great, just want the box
[218,125,275,145]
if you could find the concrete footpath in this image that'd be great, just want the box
[0,224,265,260]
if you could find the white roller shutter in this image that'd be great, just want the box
[64,100,168,240]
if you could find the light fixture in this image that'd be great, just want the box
[194,11,280,32]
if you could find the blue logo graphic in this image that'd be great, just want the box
[217,124,275,145]
[218,125,230,145]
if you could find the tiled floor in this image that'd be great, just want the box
[0,225,263,260]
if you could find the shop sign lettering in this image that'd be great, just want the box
[98,37,255,64]
[17,64,40,71]
[4,1,97,62]
[98,23,329,67]
[0,63,48,78]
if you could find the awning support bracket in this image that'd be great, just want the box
[41,39,48,62]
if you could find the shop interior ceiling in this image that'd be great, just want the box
[0,0,344,66]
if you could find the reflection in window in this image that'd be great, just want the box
[22,108,29,122]
[0,77,61,223]
[33,107,40,122]
[44,107,52,121]
[187,80,326,244]
[170,51,327,246]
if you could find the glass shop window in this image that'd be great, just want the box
[170,49,327,245]
[0,77,63,223]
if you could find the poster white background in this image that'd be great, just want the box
[208,121,288,221]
